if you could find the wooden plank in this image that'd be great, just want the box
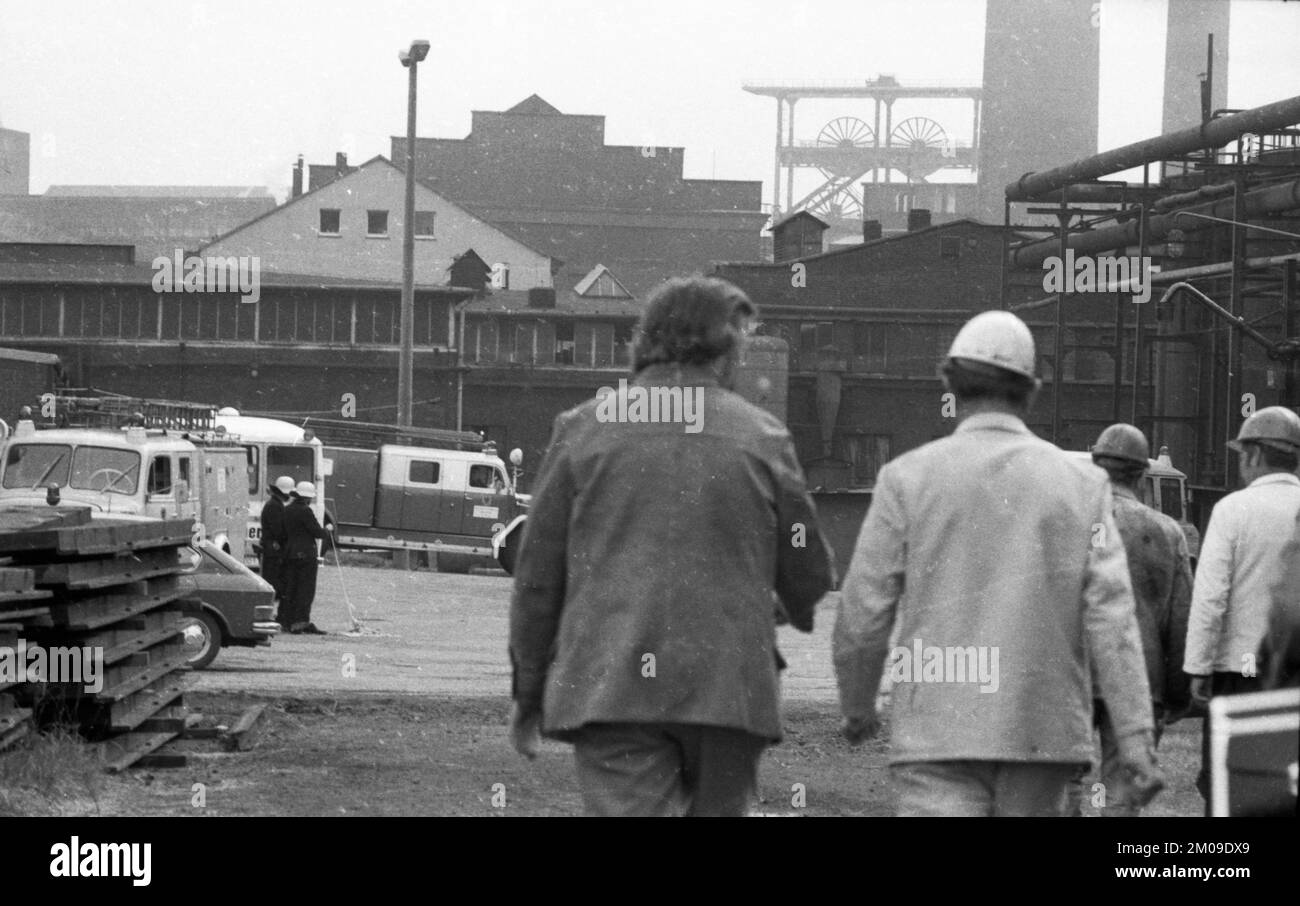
[131,752,187,769]
[0,567,36,592]
[101,676,187,731]
[0,604,53,622]
[54,519,194,556]
[0,588,53,605]
[94,641,189,704]
[222,703,268,752]
[137,704,189,734]
[0,508,93,552]
[97,730,179,773]
[32,548,182,591]
[34,576,185,631]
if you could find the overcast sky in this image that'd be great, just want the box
[2,0,1298,204]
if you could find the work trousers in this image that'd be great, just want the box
[260,553,286,605]
[280,557,319,628]
[570,722,769,817]
[891,760,1080,817]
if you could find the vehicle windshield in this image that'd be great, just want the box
[267,445,314,487]
[1158,478,1184,520]
[3,443,71,489]
[70,447,141,494]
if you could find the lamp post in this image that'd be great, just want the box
[397,39,430,428]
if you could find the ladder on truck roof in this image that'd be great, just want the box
[261,415,487,453]
[36,389,218,432]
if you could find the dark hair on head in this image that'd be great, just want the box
[632,276,756,373]
[1244,441,1300,472]
[940,359,1036,408]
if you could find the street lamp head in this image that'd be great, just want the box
[398,49,411,66]
[409,39,430,62]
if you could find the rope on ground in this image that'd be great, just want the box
[328,541,377,635]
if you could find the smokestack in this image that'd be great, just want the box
[907,208,932,232]
[862,219,883,242]
[336,151,348,177]
[292,155,304,198]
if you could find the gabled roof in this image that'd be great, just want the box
[504,94,562,116]
[46,185,273,199]
[573,264,633,299]
[197,155,557,265]
[773,210,830,231]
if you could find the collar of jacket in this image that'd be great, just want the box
[1111,483,1140,502]
[1248,472,1300,489]
[632,363,722,388]
[953,411,1030,436]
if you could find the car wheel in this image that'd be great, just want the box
[181,609,223,670]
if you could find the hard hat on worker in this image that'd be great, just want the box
[946,310,1038,380]
[1228,406,1300,454]
[274,475,296,494]
[1092,423,1150,466]
[294,481,317,499]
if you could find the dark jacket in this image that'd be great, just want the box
[260,493,288,558]
[283,498,328,561]
[1111,484,1194,711]
[509,363,836,743]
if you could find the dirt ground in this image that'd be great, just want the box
[6,562,1205,816]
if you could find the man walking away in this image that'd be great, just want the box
[1065,423,1192,816]
[508,276,836,817]
[261,475,294,622]
[834,310,1162,817]
[281,481,330,635]
[1185,406,1300,809]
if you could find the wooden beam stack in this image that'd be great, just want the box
[0,507,199,771]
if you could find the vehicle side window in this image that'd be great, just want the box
[179,456,191,486]
[148,456,172,495]
[409,461,439,485]
[468,465,495,490]
[1159,478,1183,520]
[244,445,260,494]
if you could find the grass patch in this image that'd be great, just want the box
[0,726,105,816]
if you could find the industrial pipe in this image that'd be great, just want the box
[1005,94,1300,202]
[1156,282,1297,359]
[1008,177,1300,269]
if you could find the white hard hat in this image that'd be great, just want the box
[274,475,296,494]
[1228,406,1300,453]
[294,481,317,499]
[947,310,1037,380]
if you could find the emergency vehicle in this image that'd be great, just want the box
[0,394,249,558]
[213,408,327,569]
[299,418,527,567]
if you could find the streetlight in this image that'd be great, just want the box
[397,39,430,428]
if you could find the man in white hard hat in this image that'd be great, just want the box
[834,310,1162,816]
[1185,405,1300,810]
[259,475,296,616]
[281,480,330,635]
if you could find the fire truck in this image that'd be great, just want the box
[295,417,527,569]
[0,393,249,559]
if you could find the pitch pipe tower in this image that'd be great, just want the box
[744,76,982,224]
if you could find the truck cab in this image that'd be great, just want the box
[1067,447,1201,562]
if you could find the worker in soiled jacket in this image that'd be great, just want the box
[259,475,295,613]
[834,311,1161,817]
[508,276,836,817]
[280,481,330,635]
[1065,424,1192,816]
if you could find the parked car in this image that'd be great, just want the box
[177,540,279,669]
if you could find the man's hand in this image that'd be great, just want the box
[509,701,542,760]
[1116,733,1166,808]
[1189,675,1212,709]
[840,711,881,745]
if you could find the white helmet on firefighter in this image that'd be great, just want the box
[1228,406,1300,454]
[946,310,1038,381]
[294,481,317,499]
[274,475,296,494]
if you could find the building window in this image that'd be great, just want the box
[367,210,389,237]
[841,434,892,487]
[319,209,341,235]
[472,319,499,363]
[555,321,575,364]
[414,211,436,238]
[800,321,835,358]
[852,323,887,373]
[575,322,615,367]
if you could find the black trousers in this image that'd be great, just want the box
[1197,671,1262,814]
[260,554,286,603]
[280,558,319,628]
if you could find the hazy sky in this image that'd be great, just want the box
[2,0,1298,205]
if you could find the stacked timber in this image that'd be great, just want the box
[0,507,198,770]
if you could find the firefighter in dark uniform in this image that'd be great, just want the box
[281,481,330,635]
[260,475,294,618]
